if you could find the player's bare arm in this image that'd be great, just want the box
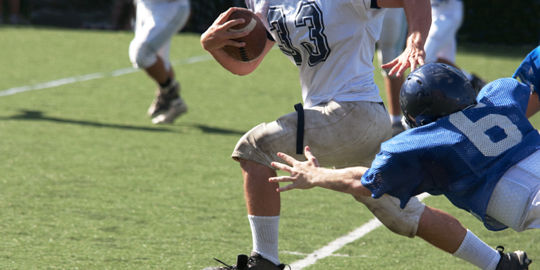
[382,0,430,77]
[269,146,371,197]
[201,8,274,75]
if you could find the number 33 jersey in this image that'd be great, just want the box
[361,78,540,229]
[245,0,386,107]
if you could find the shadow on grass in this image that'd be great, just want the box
[184,122,245,136]
[2,110,245,136]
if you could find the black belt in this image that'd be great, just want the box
[294,103,304,155]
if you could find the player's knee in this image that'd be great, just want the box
[129,40,157,69]
[355,194,425,238]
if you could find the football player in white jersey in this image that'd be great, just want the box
[129,0,190,124]
[424,0,486,92]
[376,8,408,136]
[269,49,540,269]
[199,0,451,269]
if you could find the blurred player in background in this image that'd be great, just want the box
[0,0,27,24]
[424,0,486,91]
[129,0,190,124]
[271,48,540,269]
[376,8,408,136]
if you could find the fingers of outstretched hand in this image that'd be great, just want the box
[416,53,425,67]
[389,61,407,77]
[269,176,296,192]
[276,152,298,166]
[408,50,425,72]
[268,175,293,183]
[381,58,401,77]
[276,184,297,192]
[409,58,417,72]
[383,46,426,76]
[392,63,407,77]
[381,59,395,69]
[303,146,319,167]
[271,161,292,173]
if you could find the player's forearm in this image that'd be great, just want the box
[313,167,371,197]
[402,0,431,50]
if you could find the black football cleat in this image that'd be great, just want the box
[496,246,532,270]
[203,252,288,270]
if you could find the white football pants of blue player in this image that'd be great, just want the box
[424,0,463,64]
[129,0,190,70]
[487,150,540,231]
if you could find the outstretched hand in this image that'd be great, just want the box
[382,34,426,77]
[269,146,321,192]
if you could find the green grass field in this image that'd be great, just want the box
[0,27,538,269]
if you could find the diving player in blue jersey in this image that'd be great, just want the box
[269,47,540,269]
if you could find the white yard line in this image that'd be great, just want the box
[0,54,213,97]
[290,193,431,270]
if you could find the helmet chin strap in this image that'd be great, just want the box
[400,116,412,130]
[463,103,477,111]
[410,107,433,127]
[416,115,435,127]
[404,116,417,128]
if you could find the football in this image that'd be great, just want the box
[223,8,267,62]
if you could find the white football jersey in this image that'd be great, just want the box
[246,0,386,107]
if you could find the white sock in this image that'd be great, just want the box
[453,230,501,270]
[248,215,280,265]
[389,114,402,125]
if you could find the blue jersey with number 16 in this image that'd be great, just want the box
[361,78,540,230]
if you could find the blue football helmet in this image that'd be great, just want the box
[400,63,477,127]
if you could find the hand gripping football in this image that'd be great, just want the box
[223,8,267,62]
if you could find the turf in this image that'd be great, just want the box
[0,26,538,269]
